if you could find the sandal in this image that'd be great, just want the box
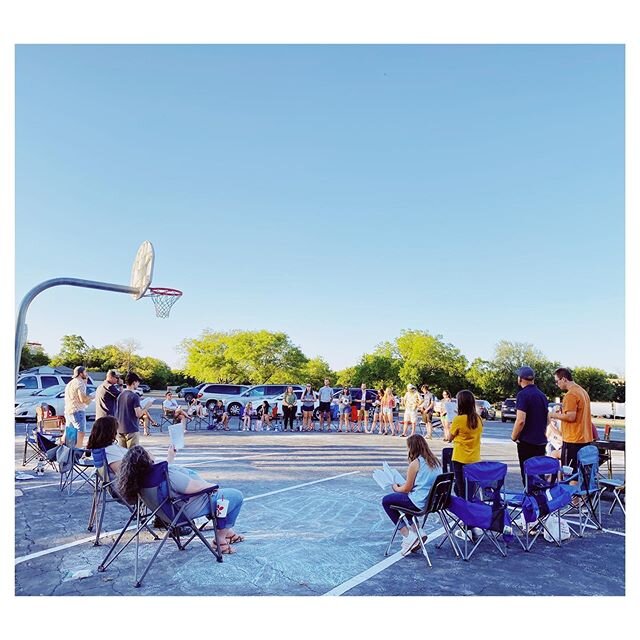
[216,542,236,554]
[226,533,245,544]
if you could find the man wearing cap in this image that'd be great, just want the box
[95,369,121,419]
[401,384,422,437]
[64,366,94,448]
[511,366,550,485]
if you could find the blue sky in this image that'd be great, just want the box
[15,44,624,375]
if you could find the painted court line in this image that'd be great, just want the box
[323,525,446,596]
[14,470,358,565]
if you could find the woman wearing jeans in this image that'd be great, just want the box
[282,386,298,432]
[117,445,245,555]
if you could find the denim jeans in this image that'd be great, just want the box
[382,492,418,526]
[66,410,87,432]
[211,487,244,530]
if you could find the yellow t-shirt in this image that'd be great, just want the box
[450,414,483,464]
[561,384,593,443]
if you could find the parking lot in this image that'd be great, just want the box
[14,406,626,597]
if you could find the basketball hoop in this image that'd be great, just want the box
[145,287,183,318]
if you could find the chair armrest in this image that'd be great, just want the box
[172,484,220,501]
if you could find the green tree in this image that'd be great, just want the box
[572,367,615,402]
[299,357,335,388]
[19,344,50,370]
[394,330,468,394]
[134,356,173,389]
[336,366,357,387]
[50,335,89,367]
[351,352,401,389]
[181,330,307,384]
[611,378,625,403]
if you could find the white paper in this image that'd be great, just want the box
[140,397,155,410]
[168,423,185,450]
[372,462,405,490]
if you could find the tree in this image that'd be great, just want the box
[19,344,50,370]
[50,335,89,367]
[394,330,468,394]
[118,338,141,375]
[181,330,307,384]
[351,352,401,389]
[572,367,615,402]
[299,357,335,388]
[611,378,625,403]
[336,367,357,387]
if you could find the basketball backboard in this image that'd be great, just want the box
[130,240,155,300]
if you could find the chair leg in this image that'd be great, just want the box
[385,520,402,557]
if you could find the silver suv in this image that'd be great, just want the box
[16,372,95,401]
[227,384,304,417]
[195,384,250,411]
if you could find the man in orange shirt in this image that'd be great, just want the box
[548,367,594,474]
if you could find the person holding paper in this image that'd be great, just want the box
[117,445,245,555]
[381,434,442,555]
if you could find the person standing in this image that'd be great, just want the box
[64,365,94,448]
[115,372,145,449]
[95,369,121,419]
[381,387,396,435]
[282,386,298,432]
[439,390,454,441]
[510,366,549,485]
[401,384,421,437]
[549,367,595,474]
[368,388,384,434]
[420,384,435,439]
[318,379,334,432]
[338,387,352,432]
[447,390,483,497]
[301,384,316,431]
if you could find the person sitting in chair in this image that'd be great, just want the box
[117,444,245,555]
[162,391,189,426]
[209,400,229,431]
[257,400,271,430]
[187,396,206,420]
[86,415,130,474]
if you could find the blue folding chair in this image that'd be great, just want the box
[58,426,95,495]
[98,461,222,588]
[507,456,574,550]
[442,461,512,560]
[561,445,603,536]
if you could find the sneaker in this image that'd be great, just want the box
[454,529,473,543]
[401,530,418,556]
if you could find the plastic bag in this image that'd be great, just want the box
[543,517,571,542]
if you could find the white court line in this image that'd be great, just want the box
[323,526,446,596]
[14,470,358,565]
[562,520,626,537]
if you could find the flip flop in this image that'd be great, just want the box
[226,533,245,544]
[216,542,236,554]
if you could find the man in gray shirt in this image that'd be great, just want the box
[115,372,144,448]
[318,379,334,432]
[95,369,121,419]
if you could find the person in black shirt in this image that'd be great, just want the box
[95,369,121,419]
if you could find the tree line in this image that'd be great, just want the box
[22,329,625,404]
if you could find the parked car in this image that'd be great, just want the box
[501,398,517,422]
[139,383,151,393]
[475,399,496,420]
[16,372,95,401]
[195,383,251,411]
[15,384,97,422]
[178,383,208,402]
[548,402,562,414]
[229,384,304,417]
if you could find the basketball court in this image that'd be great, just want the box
[14,426,626,596]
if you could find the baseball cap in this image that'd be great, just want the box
[516,366,535,380]
[407,384,416,390]
[73,365,86,377]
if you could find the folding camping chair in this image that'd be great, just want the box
[87,448,159,546]
[159,407,180,430]
[599,478,625,516]
[22,418,62,468]
[442,461,512,560]
[507,456,574,550]
[97,461,222,588]
[58,426,95,495]
[384,472,458,566]
[560,445,603,536]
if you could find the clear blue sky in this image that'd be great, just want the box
[15,44,624,375]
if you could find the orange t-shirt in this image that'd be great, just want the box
[561,384,593,443]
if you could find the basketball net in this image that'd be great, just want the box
[146,287,182,318]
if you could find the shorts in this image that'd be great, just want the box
[341,406,352,415]
[561,441,591,473]
[382,407,393,417]
[302,405,314,413]
[117,431,140,449]
[357,408,367,420]
[65,410,87,433]
[404,409,418,423]
[319,401,331,413]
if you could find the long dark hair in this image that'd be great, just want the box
[407,434,441,469]
[86,416,119,450]
[117,445,154,504]
[456,389,479,430]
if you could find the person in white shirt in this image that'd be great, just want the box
[162,391,188,427]
[318,379,334,432]
[64,366,94,448]
[401,384,422,437]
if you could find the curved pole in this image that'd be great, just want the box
[15,278,139,383]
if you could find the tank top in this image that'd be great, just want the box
[408,456,439,509]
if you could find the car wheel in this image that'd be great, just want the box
[206,400,216,411]
[184,393,194,403]
[312,408,320,421]
[227,402,241,417]
[501,416,506,422]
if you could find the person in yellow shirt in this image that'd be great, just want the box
[446,389,483,498]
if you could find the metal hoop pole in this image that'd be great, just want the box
[15,277,138,383]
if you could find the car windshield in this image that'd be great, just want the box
[31,385,65,397]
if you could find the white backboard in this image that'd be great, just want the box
[130,240,155,300]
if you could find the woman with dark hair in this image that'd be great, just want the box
[381,434,441,555]
[368,388,384,434]
[117,445,245,555]
[86,415,128,474]
[446,389,483,497]
[301,384,316,432]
